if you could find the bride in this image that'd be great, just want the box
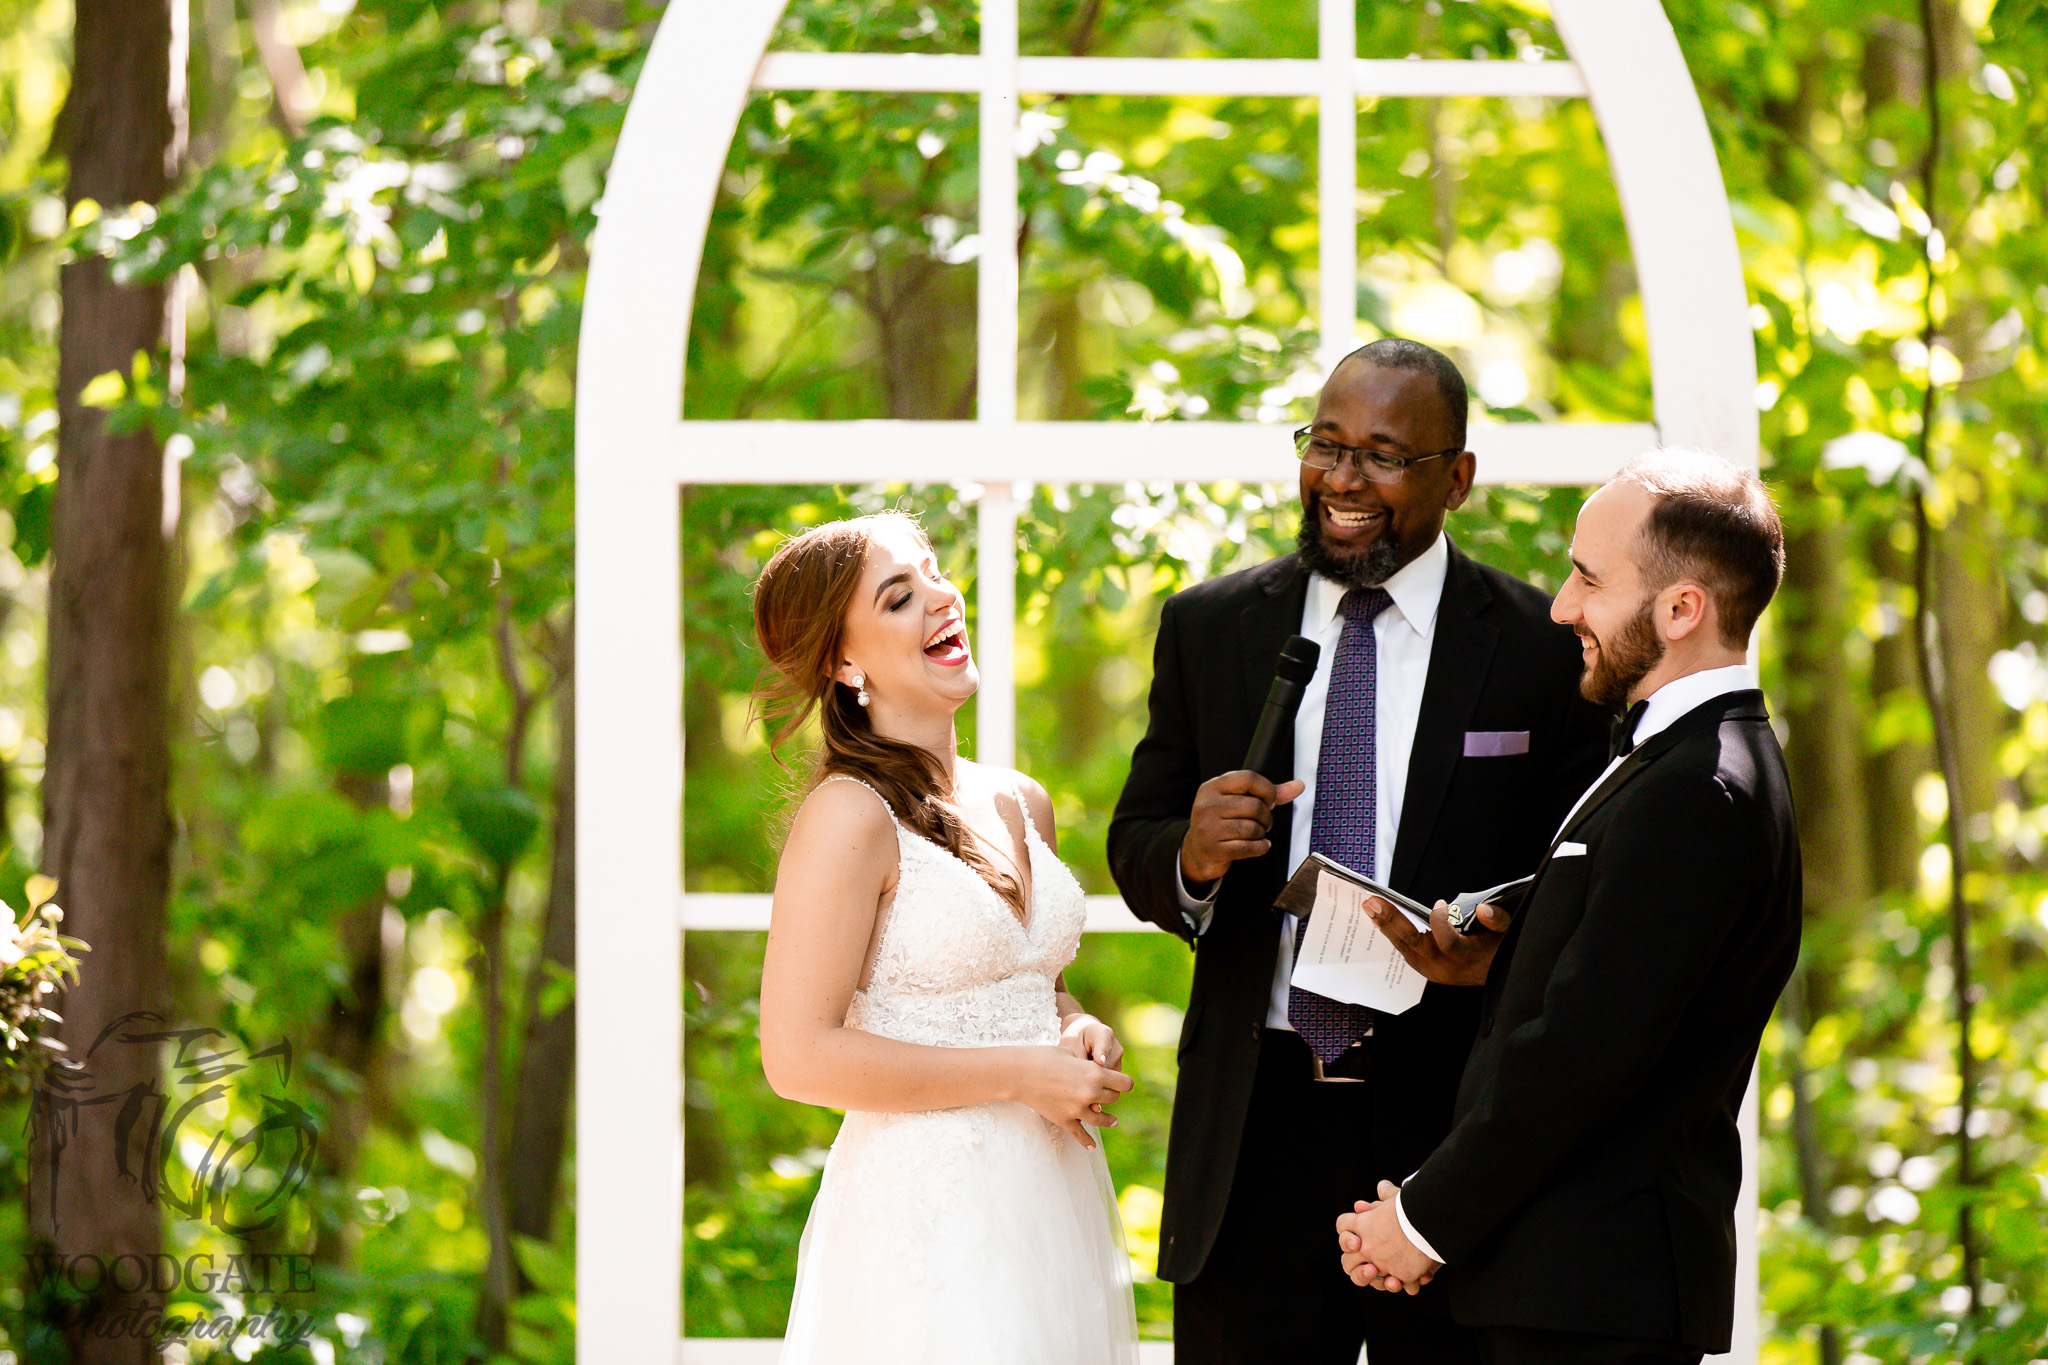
[751,510,1141,1364]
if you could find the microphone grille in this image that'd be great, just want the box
[1275,634,1321,683]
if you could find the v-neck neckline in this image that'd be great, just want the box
[903,817,1040,932]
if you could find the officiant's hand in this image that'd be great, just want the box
[1337,1182,1441,1294]
[1011,1047,1133,1151]
[1180,771,1305,885]
[1059,1012,1125,1071]
[1363,895,1507,987]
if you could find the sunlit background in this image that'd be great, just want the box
[1,0,2044,1361]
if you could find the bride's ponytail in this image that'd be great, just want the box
[751,513,1025,916]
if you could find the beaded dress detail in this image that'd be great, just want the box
[779,775,1139,1365]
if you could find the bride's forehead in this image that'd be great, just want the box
[860,521,932,571]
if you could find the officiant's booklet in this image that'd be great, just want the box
[1276,854,1433,1016]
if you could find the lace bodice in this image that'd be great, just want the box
[823,776,1088,1050]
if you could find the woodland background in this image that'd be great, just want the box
[0,0,2045,1361]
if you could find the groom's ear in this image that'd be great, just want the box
[1656,580,1712,643]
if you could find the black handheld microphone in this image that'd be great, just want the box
[1242,635,1322,781]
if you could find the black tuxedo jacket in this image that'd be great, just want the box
[1108,543,1607,1284]
[1401,689,1801,1353]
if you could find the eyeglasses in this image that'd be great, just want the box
[1293,427,1461,484]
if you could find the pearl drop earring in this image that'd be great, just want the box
[851,671,870,707]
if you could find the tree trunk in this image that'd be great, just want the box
[1864,535,1927,899]
[509,616,577,1285]
[1780,512,1872,1014]
[309,770,397,1269]
[30,1,183,1360]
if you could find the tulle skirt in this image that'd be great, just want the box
[781,1100,1140,1364]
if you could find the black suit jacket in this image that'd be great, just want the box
[1108,543,1607,1284]
[1401,689,1801,1353]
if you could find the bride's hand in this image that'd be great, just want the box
[1010,1047,1134,1151]
[1058,1012,1125,1070]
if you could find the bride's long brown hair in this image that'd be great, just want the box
[751,512,1025,915]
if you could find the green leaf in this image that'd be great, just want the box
[450,782,543,869]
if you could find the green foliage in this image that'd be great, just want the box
[0,0,2044,1360]
[0,892,85,1079]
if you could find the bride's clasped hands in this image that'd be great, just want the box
[1019,1011,1131,1150]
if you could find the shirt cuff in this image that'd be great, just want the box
[1394,1188,1445,1266]
[1175,862,1220,936]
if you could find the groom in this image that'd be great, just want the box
[1109,338,1606,1363]
[1340,448,1802,1365]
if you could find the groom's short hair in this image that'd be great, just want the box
[1616,448,1784,648]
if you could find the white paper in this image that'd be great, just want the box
[1288,869,1429,1015]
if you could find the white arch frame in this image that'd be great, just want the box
[574,4,1759,1362]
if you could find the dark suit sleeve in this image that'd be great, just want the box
[1399,766,1767,1262]
[1108,595,1201,944]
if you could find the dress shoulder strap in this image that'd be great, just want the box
[816,772,897,819]
[1010,775,1042,842]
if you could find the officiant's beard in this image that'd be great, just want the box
[1580,596,1665,710]
[1296,504,1403,588]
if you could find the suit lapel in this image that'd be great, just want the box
[1483,689,1770,1034]
[1389,545,1498,889]
[1238,556,1311,772]
[1553,690,1771,847]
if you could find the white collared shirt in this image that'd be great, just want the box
[1178,532,1451,1033]
[1394,658,1761,1267]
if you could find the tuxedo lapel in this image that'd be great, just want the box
[1554,690,1771,847]
[1389,545,1498,889]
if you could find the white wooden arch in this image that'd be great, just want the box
[573,3,1760,1362]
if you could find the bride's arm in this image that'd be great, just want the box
[760,779,1129,1146]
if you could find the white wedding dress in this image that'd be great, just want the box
[779,776,1140,1365]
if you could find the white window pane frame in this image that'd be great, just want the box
[574,3,1760,1362]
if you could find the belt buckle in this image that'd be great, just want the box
[1311,1044,1366,1083]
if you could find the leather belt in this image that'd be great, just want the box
[1310,1039,1369,1083]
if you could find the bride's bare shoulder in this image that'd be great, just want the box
[779,777,899,904]
[793,775,897,838]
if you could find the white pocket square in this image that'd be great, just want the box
[1553,841,1588,858]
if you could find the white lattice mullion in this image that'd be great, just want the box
[581,2,1766,1359]
[748,52,1588,99]
[666,420,1659,487]
[1550,4,1758,472]
[975,0,1021,768]
[975,484,1020,768]
[575,2,793,1362]
[977,1,1019,428]
[1317,0,1357,377]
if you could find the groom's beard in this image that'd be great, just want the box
[1578,595,1665,710]
[1295,494,1403,589]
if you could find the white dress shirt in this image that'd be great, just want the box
[1177,532,1450,1032]
[1393,659,1760,1266]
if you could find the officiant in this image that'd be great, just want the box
[1108,338,1606,1364]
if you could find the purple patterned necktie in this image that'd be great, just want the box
[1289,584,1393,1062]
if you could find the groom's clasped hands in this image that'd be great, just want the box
[1328,893,1512,1297]
[1337,1181,1441,1295]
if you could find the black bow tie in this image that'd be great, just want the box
[1609,700,1649,761]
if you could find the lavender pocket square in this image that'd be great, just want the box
[1464,730,1530,757]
